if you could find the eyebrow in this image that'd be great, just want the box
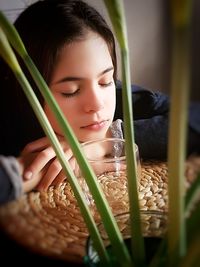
[52,66,114,85]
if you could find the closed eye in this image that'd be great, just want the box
[61,89,80,98]
[99,81,113,87]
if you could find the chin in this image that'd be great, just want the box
[79,132,107,143]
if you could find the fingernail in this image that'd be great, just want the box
[25,171,33,180]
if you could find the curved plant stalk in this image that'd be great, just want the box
[0,25,111,266]
[179,232,200,267]
[185,173,200,213]
[186,196,200,245]
[0,13,133,267]
[168,0,192,265]
[104,1,145,266]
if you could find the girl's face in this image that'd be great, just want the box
[44,31,116,143]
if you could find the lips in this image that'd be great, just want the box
[81,120,108,131]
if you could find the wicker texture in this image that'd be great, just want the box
[0,157,199,263]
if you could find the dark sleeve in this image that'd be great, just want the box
[133,115,168,160]
[115,81,200,160]
[134,117,200,160]
[114,81,169,120]
[0,156,23,205]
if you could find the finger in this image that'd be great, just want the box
[51,157,76,186]
[24,145,74,181]
[23,174,42,193]
[36,149,75,190]
[22,137,51,154]
[51,171,67,187]
[22,136,68,154]
[36,158,62,191]
[23,146,57,180]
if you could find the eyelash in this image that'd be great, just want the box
[99,81,113,87]
[61,82,113,98]
[61,89,80,98]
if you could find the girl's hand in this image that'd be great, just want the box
[17,156,43,193]
[21,136,75,191]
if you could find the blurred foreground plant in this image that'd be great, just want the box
[0,8,131,267]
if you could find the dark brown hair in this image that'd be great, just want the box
[0,0,117,155]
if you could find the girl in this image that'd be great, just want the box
[0,0,199,191]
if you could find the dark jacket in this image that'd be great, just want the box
[114,81,200,159]
[0,156,22,205]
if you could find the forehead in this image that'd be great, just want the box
[51,32,113,82]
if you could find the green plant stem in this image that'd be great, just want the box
[17,72,111,266]
[168,0,192,265]
[179,233,200,267]
[104,1,145,266]
[185,174,200,214]
[0,12,132,267]
[24,50,132,267]
[168,27,188,263]
[121,50,145,267]
[0,26,111,265]
[186,196,200,245]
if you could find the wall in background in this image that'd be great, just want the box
[86,0,171,94]
[0,0,37,21]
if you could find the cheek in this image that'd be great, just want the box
[106,87,116,111]
[44,101,73,131]
[43,104,54,125]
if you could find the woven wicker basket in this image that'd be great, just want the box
[0,157,199,263]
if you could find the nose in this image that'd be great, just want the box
[83,85,104,113]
